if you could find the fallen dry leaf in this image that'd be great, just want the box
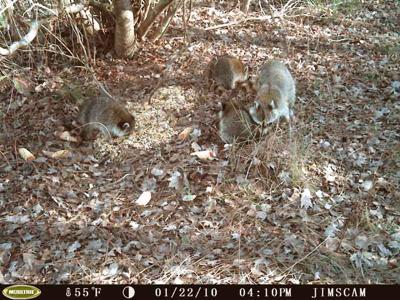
[135,191,152,206]
[56,131,79,143]
[300,188,313,209]
[18,148,35,161]
[13,77,33,96]
[43,150,71,159]
[178,127,193,140]
[182,194,196,201]
[190,150,217,161]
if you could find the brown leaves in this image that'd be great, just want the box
[178,127,193,141]
[1,0,399,285]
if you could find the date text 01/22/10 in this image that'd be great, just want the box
[155,287,218,298]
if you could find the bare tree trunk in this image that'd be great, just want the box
[241,0,252,13]
[113,0,136,58]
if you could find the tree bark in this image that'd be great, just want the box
[113,0,136,58]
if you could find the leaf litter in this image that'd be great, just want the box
[0,0,399,284]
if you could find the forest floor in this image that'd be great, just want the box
[1,1,399,284]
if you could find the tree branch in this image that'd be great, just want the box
[137,0,174,39]
[152,0,183,41]
[0,20,42,56]
[0,1,94,57]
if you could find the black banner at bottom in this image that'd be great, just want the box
[0,284,398,300]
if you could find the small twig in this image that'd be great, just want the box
[0,0,18,16]
[186,0,192,24]
[204,16,270,31]
[139,0,152,28]
[152,0,183,42]
[279,236,330,276]
[182,0,187,42]
[103,173,135,187]
[23,3,58,17]
[137,0,174,39]
[237,215,242,280]
[87,69,115,100]
[0,150,11,167]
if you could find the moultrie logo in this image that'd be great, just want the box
[2,285,41,300]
